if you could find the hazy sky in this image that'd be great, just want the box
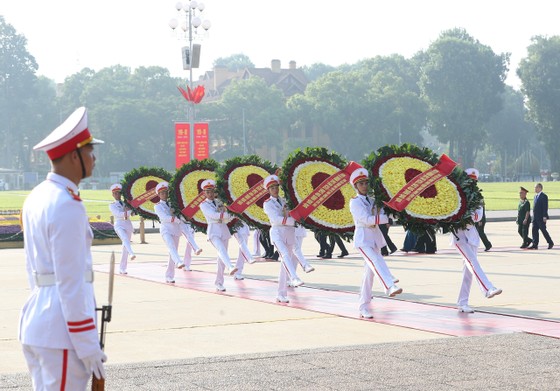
[2,0,559,88]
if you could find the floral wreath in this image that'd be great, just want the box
[121,166,172,220]
[281,147,355,239]
[216,155,278,231]
[169,159,219,233]
[362,143,483,235]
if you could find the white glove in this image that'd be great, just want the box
[82,350,107,380]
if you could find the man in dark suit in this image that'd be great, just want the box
[530,183,554,249]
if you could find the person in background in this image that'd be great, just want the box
[400,229,418,253]
[154,182,186,283]
[529,183,554,250]
[19,107,107,389]
[517,186,532,248]
[348,167,403,319]
[380,218,398,256]
[109,183,136,274]
[262,174,304,303]
[199,179,238,291]
[452,205,502,313]
[330,234,349,258]
[466,168,492,252]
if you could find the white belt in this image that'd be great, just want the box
[33,271,94,287]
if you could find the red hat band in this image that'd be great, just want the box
[46,128,92,160]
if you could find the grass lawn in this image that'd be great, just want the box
[1,181,559,221]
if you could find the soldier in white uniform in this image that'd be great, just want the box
[452,206,502,313]
[19,107,107,389]
[198,179,238,291]
[348,168,403,319]
[154,182,186,283]
[109,183,136,274]
[262,175,304,303]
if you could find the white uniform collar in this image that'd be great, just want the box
[47,172,79,194]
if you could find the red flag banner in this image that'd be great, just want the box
[194,123,209,160]
[384,154,458,212]
[289,161,362,222]
[175,123,190,168]
[227,179,268,215]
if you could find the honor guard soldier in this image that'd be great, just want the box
[198,179,239,291]
[154,181,186,282]
[262,174,304,303]
[19,107,107,389]
[109,183,136,274]
[452,205,502,313]
[232,220,256,280]
[348,167,402,319]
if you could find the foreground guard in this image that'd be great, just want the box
[348,167,403,319]
[19,107,107,390]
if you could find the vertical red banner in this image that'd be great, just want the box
[175,122,210,168]
[194,123,209,160]
[175,123,190,168]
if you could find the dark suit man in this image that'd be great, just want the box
[530,183,554,249]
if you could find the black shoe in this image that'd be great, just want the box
[548,243,554,249]
[337,251,349,258]
[316,253,325,258]
[381,251,389,256]
[520,244,528,249]
[528,245,538,250]
[322,253,332,259]
[484,245,492,252]
[527,239,533,246]
[271,251,279,260]
[390,248,397,254]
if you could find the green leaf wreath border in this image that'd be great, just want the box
[121,166,172,221]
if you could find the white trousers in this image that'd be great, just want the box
[252,229,261,255]
[454,242,495,306]
[293,236,311,269]
[234,233,253,273]
[162,233,181,280]
[23,344,90,391]
[357,246,394,310]
[272,239,300,296]
[208,236,233,285]
[114,225,134,273]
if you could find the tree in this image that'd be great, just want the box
[289,54,426,160]
[213,53,254,71]
[484,86,536,179]
[418,28,509,167]
[199,77,288,160]
[517,35,560,172]
[301,63,336,82]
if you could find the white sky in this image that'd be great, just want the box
[2,0,560,88]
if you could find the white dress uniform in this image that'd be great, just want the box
[452,206,502,310]
[199,193,237,289]
[109,199,135,274]
[262,182,302,299]
[154,199,185,282]
[348,167,402,317]
[20,107,106,390]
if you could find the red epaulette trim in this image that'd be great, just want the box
[67,318,95,333]
[66,187,82,201]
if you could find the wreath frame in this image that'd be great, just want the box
[362,143,483,235]
[280,147,354,240]
[121,166,172,221]
[216,155,278,231]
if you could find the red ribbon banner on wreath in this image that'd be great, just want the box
[289,161,363,222]
[129,188,158,208]
[181,192,207,219]
[227,179,268,215]
[384,154,458,212]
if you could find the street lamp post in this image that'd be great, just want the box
[169,1,211,161]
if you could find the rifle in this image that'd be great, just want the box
[92,251,115,391]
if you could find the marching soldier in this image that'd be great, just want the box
[262,174,304,303]
[19,107,107,389]
[154,182,186,283]
[348,167,403,319]
[199,179,238,291]
[109,183,136,274]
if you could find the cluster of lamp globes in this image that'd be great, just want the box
[168,1,211,33]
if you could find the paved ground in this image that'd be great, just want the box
[1,217,559,390]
